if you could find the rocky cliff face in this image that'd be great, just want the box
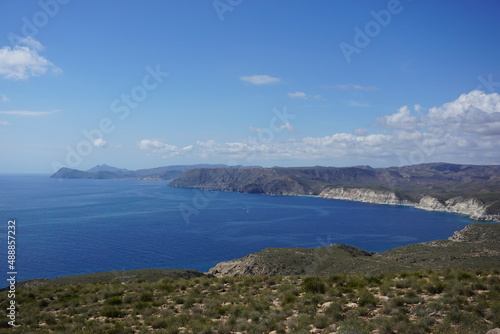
[416,196,500,221]
[416,196,447,211]
[318,190,500,222]
[208,253,280,277]
[448,223,499,243]
[445,197,488,219]
[318,187,410,205]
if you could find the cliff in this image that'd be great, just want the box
[208,223,500,277]
[318,187,411,205]
[416,195,500,221]
[170,163,500,221]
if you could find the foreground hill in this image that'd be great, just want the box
[3,224,499,333]
[169,163,500,221]
[4,270,499,334]
[208,223,500,277]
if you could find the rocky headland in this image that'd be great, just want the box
[208,223,500,277]
[50,164,232,180]
[169,163,500,221]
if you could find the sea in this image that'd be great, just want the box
[0,174,475,284]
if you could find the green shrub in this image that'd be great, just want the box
[140,290,154,302]
[39,299,50,308]
[302,277,326,294]
[425,281,445,294]
[107,322,134,334]
[101,307,125,318]
[105,296,122,305]
[337,318,369,334]
[313,315,329,329]
[325,301,345,321]
[358,289,377,307]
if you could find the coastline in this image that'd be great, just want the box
[176,185,500,223]
[315,188,500,223]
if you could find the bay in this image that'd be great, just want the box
[0,174,473,282]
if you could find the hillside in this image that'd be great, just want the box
[3,269,499,334]
[208,223,500,277]
[169,163,500,221]
[3,223,499,333]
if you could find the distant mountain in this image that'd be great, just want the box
[86,164,128,173]
[169,162,500,221]
[50,164,245,181]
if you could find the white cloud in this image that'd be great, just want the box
[274,122,296,132]
[240,74,281,85]
[425,90,500,136]
[0,110,59,116]
[139,91,500,165]
[288,91,321,100]
[379,106,418,130]
[18,37,45,51]
[138,139,176,153]
[353,128,367,136]
[0,38,61,80]
[0,120,9,126]
[138,139,192,158]
[331,84,377,91]
[93,138,107,147]
[1,94,9,103]
[288,91,307,99]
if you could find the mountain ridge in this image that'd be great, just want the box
[86,164,128,173]
[169,162,500,221]
[50,164,235,180]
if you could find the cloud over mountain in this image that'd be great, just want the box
[138,91,500,165]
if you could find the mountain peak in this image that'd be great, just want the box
[86,164,127,173]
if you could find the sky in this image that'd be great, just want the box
[0,0,499,173]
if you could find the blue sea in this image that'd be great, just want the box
[0,174,474,283]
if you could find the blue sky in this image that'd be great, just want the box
[0,0,499,173]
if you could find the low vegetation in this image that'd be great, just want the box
[208,223,500,277]
[2,268,499,333]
